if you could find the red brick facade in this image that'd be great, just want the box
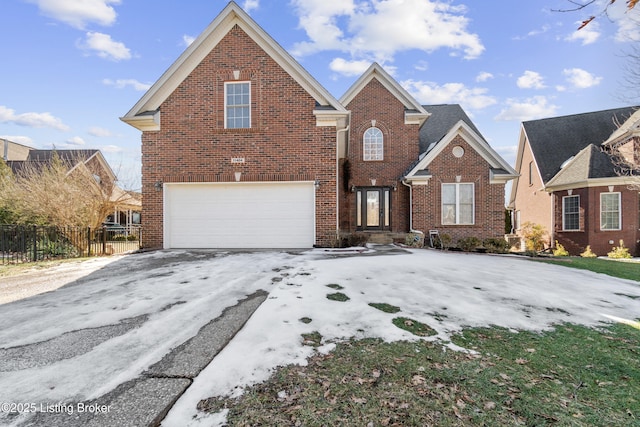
[340,78,420,233]
[127,4,514,249]
[411,135,507,242]
[141,25,338,248]
[553,187,640,256]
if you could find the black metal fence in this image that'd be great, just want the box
[0,224,142,264]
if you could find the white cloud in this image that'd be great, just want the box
[100,144,123,153]
[242,0,260,13]
[329,58,375,76]
[80,32,131,61]
[517,70,546,89]
[88,126,113,137]
[402,80,497,111]
[28,0,120,29]
[0,135,35,147]
[102,78,151,91]
[603,0,640,42]
[495,96,558,121]
[66,136,86,146]
[565,20,600,45]
[291,0,484,62]
[563,68,602,88]
[182,34,196,47]
[476,72,493,83]
[0,105,70,131]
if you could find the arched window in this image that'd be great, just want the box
[363,127,383,161]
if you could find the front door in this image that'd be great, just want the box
[356,187,391,231]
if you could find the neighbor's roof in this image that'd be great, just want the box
[8,149,115,181]
[419,104,484,154]
[545,144,618,189]
[523,106,638,184]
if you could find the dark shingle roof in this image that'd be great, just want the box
[546,144,618,188]
[419,104,484,153]
[523,106,638,184]
[9,150,100,175]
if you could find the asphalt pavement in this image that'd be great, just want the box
[19,289,268,427]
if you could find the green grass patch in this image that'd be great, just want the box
[301,331,323,347]
[299,317,312,324]
[326,292,350,302]
[200,323,639,426]
[326,283,344,290]
[368,302,401,313]
[535,256,640,282]
[392,317,437,337]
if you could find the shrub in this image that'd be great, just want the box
[405,232,424,247]
[440,233,452,250]
[608,240,632,259]
[553,241,569,257]
[580,245,597,258]
[340,232,368,248]
[457,236,481,252]
[483,237,510,254]
[521,222,548,252]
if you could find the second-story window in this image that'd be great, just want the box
[225,82,250,129]
[363,127,383,161]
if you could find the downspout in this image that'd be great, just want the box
[336,112,351,243]
[549,191,555,250]
[401,178,424,236]
[2,138,8,161]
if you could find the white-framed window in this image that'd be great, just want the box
[600,192,621,230]
[562,195,580,231]
[225,81,250,129]
[363,127,383,161]
[442,183,474,225]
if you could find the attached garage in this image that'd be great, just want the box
[163,182,316,249]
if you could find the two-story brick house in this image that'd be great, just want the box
[122,2,516,249]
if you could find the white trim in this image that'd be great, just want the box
[340,63,429,126]
[224,81,251,129]
[405,120,518,181]
[121,2,347,130]
[561,194,580,231]
[441,182,475,225]
[600,192,622,231]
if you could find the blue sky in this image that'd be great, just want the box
[1,0,638,190]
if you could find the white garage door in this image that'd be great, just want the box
[164,182,315,248]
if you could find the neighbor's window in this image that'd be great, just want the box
[363,127,383,161]
[225,82,250,129]
[600,192,621,230]
[442,183,474,225]
[562,195,580,231]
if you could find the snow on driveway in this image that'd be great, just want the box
[0,248,638,427]
[163,248,640,427]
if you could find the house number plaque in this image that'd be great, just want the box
[231,157,245,163]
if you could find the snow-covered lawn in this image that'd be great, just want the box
[0,247,638,427]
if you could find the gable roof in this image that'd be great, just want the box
[9,149,115,182]
[545,144,620,190]
[340,63,430,126]
[603,107,640,147]
[522,106,638,184]
[121,1,347,131]
[405,116,517,184]
[419,104,484,154]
